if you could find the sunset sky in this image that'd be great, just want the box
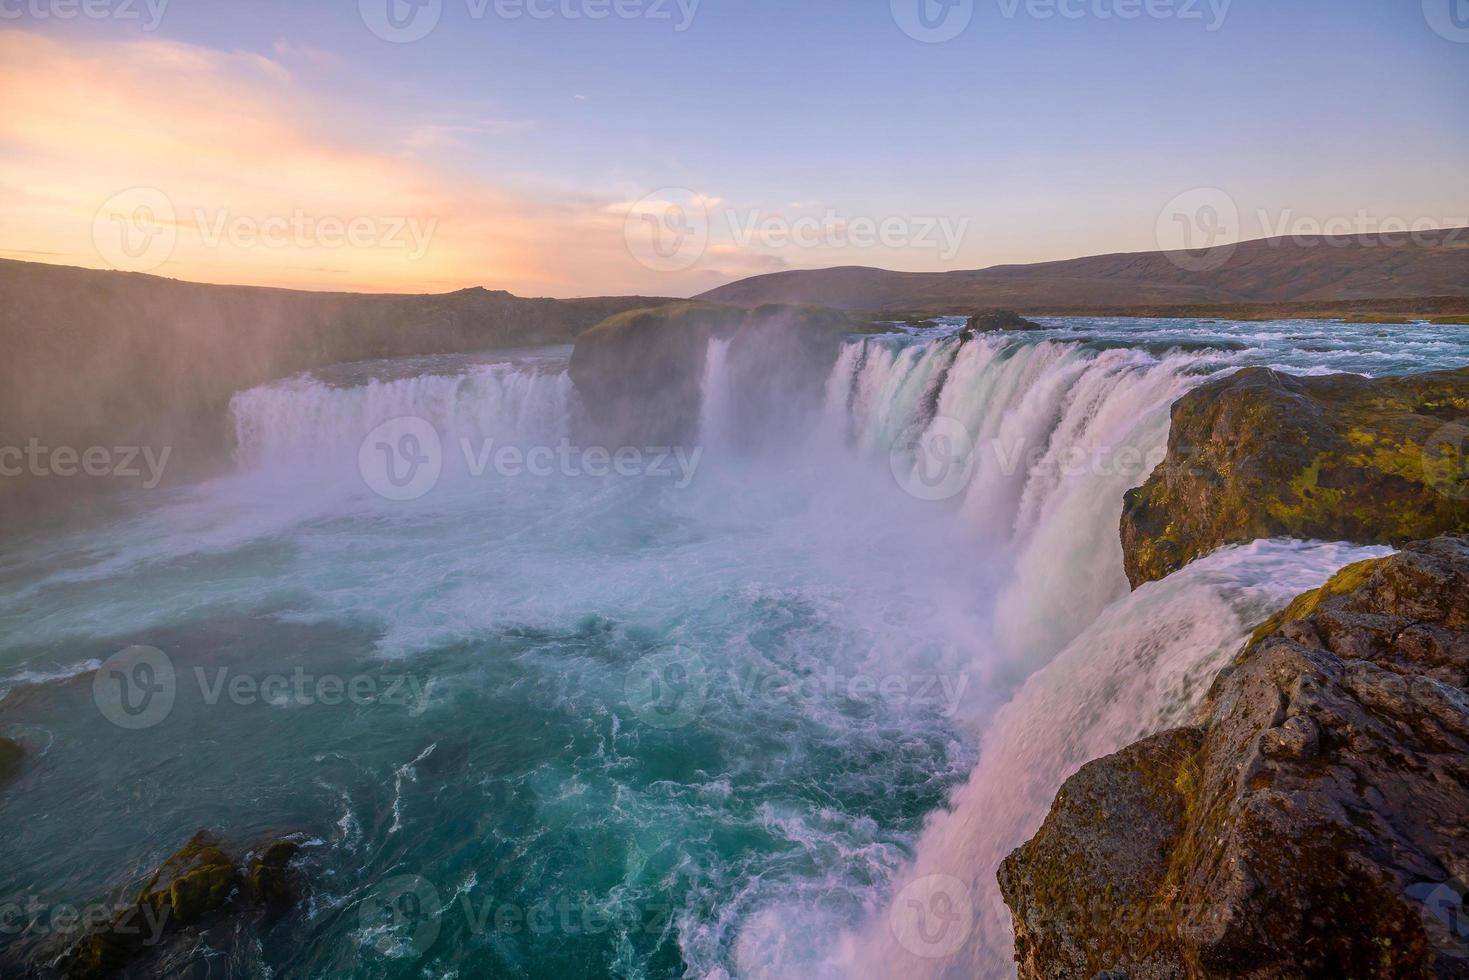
[1,0,1466,297]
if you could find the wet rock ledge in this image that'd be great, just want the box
[1121,366,1469,588]
[999,536,1469,978]
[52,831,304,979]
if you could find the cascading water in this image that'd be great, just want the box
[700,336,735,449]
[2,318,1465,979]
[846,538,1391,980]
[231,358,579,473]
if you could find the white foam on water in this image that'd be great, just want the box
[841,538,1392,980]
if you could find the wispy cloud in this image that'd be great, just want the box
[0,31,714,297]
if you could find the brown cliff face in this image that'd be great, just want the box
[1121,367,1469,587]
[567,302,863,448]
[696,228,1469,314]
[0,259,673,520]
[1000,536,1469,979]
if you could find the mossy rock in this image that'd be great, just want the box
[0,736,22,786]
[1001,536,1469,978]
[568,301,863,446]
[1122,366,1469,587]
[65,830,305,978]
[246,838,302,912]
[965,309,1044,333]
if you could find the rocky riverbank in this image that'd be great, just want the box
[1121,366,1469,587]
[568,301,866,445]
[1003,363,1469,978]
[1000,536,1469,978]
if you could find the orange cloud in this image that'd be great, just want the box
[0,30,708,297]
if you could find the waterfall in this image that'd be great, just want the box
[230,362,578,474]
[848,538,1392,980]
[821,334,1204,665]
[700,336,735,449]
[218,330,1391,980]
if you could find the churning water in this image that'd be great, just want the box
[0,318,1463,977]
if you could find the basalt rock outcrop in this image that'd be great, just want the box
[568,301,863,446]
[54,830,305,978]
[999,536,1469,979]
[965,309,1044,333]
[1121,366,1469,587]
[0,736,22,786]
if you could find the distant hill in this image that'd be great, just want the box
[0,259,673,518]
[696,228,1469,315]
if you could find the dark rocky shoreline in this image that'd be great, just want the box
[1004,364,1469,978]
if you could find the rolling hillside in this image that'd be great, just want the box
[697,228,1469,314]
